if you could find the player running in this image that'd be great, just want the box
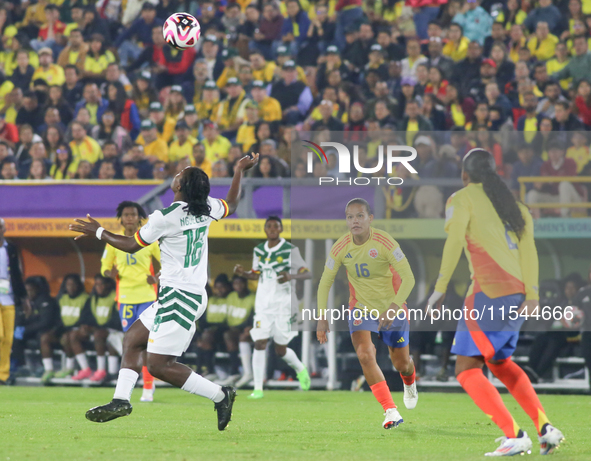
[69,154,258,431]
[101,201,160,401]
[317,198,418,429]
[234,216,312,398]
[427,149,565,456]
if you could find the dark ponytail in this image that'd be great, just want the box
[463,148,526,240]
[179,167,214,219]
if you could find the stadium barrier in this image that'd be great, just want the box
[519,176,591,209]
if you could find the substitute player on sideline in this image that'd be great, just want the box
[234,216,312,398]
[427,149,565,456]
[317,199,418,429]
[69,154,258,431]
[101,201,160,401]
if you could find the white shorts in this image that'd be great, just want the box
[250,312,298,345]
[140,286,206,356]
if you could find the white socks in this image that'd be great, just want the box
[42,358,53,372]
[181,372,224,402]
[97,355,106,371]
[108,356,119,375]
[75,353,89,370]
[282,348,305,373]
[65,357,75,370]
[252,349,266,391]
[239,342,252,376]
[113,368,139,401]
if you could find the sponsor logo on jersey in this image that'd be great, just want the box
[345,253,352,258]
[353,318,363,326]
[368,248,378,258]
[397,337,405,343]
[393,247,405,262]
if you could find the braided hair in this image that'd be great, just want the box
[463,148,525,240]
[179,167,214,219]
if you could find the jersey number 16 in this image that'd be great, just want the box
[183,227,207,268]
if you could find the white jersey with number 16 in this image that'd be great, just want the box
[134,198,229,295]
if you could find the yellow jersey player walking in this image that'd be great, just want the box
[427,149,565,456]
[317,198,418,429]
[101,201,160,401]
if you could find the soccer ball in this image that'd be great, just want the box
[163,12,201,50]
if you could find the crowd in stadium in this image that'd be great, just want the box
[0,0,588,216]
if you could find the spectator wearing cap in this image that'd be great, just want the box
[10,50,35,92]
[164,85,187,121]
[217,48,241,89]
[250,80,282,124]
[57,29,88,72]
[0,114,18,149]
[215,77,250,140]
[74,82,109,126]
[202,121,231,162]
[30,4,66,57]
[138,119,168,163]
[426,36,454,81]
[69,121,103,165]
[275,46,307,83]
[270,60,313,125]
[16,92,44,132]
[527,22,558,62]
[183,104,202,140]
[551,35,591,86]
[523,0,563,36]
[197,35,225,82]
[250,2,283,60]
[452,0,493,45]
[196,81,221,123]
[115,2,163,67]
[310,99,345,131]
[467,58,498,102]
[192,143,212,177]
[401,38,428,80]
[249,50,276,85]
[169,120,197,165]
[141,101,176,144]
[316,45,354,93]
[32,47,65,87]
[236,101,260,154]
[443,23,470,62]
[365,44,389,82]
[280,0,311,57]
[451,40,484,95]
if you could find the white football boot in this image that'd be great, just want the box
[403,381,418,409]
[382,407,404,429]
[538,425,565,455]
[485,432,533,457]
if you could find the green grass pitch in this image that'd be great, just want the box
[0,387,589,461]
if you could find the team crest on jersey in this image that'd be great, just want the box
[368,248,378,259]
[277,256,283,263]
[353,318,363,326]
[122,319,128,328]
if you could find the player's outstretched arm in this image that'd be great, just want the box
[226,153,259,216]
[69,214,142,254]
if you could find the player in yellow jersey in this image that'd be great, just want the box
[317,198,418,429]
[101,201,160,402]
[427,149,565,456]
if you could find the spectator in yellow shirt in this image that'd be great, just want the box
[236,101,259,153]
[250,80,282,124]
[195,80,221,122]
[82,33,115,80]
[168,121,197,164]
[70,121,103,165]
[217,47,240,89]
[139,119,169,163]
[443,23,470,62]
[193,143,212,177]
[32,47,65,86]
[183,104,201,139]
[201,121,231,162]
[249,50,276,84]
[276,45,307,82]
[526,22,558,62]
[137,101,176,144]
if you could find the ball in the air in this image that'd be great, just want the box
[163,12,201,50]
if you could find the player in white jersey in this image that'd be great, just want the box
[69,155,258,430]
[234,216,312,398]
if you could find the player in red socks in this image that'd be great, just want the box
[428,149,565,456]
[317,198,417,429]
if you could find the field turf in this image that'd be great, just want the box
[0,387,589,461]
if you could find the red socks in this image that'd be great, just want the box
[370,380,396,411]
[487,359,550,435]
[457,368,520,438]
[400,366,416,386]
[142,366,154,390]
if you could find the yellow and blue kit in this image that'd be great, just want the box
[435,183,539,361]
[101,240,160,331]
[317,228,415,348]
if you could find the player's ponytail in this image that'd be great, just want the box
[179,167,214,219]
[463,148,525,240]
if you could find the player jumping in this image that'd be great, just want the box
[427,149,565,456]
[101,201,160,401]
[317,198,418,429]
[234,216,312,399]
[69,155,258,431]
